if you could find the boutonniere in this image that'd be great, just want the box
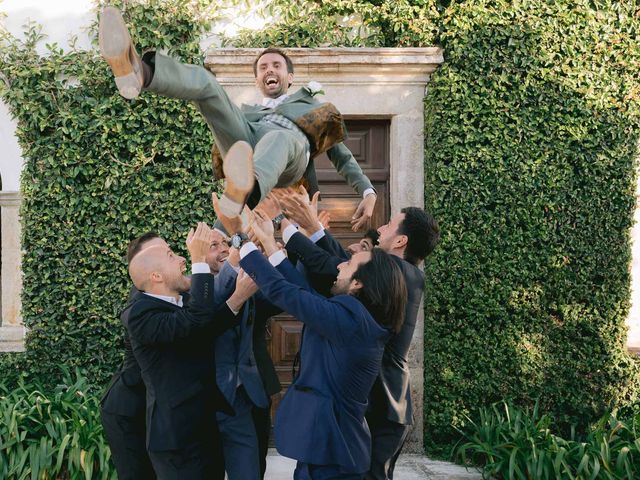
[304,81,324,97]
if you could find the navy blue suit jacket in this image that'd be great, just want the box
[287,230,425,424]
[240,250,390,473]
[216,295,281,410]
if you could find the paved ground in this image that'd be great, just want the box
[264,450,483,479]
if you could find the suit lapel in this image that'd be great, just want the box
[237,297,255,360]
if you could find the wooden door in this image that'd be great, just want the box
[267,119,391,419]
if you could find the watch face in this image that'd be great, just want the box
[231,235,242,249]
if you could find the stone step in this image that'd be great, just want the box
[264,450,482,479]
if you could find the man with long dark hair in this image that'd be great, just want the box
[213,198,408,479]
[276,190,440,479]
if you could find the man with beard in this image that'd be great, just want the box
[98,6,377,230]
[277,191,440,480]
[212,197,408,479]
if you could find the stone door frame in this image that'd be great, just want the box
[204,47,444,452]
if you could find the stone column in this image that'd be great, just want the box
[0,191,24,352]
[204,48,444,452]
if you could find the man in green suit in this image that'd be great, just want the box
[99,6,377,230]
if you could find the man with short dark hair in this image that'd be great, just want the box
[277,192,440,480]
[347,229,380,255]
[98,6,377,230]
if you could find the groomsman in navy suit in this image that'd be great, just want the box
[277,189,440,480]
[213,197,408,479]
[205,230,281,479]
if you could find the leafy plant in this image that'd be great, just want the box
[0,370,116,479]
[455,400,640,479]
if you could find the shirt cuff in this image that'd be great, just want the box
[225,300,240,316]
[363,188,376,199]
[309,226,326,243]
[239,242,258,259]
[282,224,299,245]
[269,250,286,267]
[192,263,211,274]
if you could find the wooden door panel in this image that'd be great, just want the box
[267,119,390,423]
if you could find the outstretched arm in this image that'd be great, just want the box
[316,228,350,261]
[240,250,357,343]
[326,142,377,231]
[284,226,340,278]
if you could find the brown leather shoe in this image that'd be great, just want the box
[99,7,144,99]
[218,141,255,217]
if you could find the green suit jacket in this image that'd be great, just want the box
[241,88,374,197]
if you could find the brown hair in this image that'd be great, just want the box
[252,47,294,76]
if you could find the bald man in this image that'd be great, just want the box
[122,224,258,479]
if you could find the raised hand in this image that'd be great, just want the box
[227,269,259,312]
[186,222,214,263]
[279,188,322,235]
[318,210,331,230]
[256,192,283,220]
[351,193,376,231]
[248,209,278,256]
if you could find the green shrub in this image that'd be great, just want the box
[1,0,639,457]
[0,370,115,479]
[455,400,640,479]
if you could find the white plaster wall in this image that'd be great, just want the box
[0,0,94,191]
[0,102,22,191]
[627,182,640,351]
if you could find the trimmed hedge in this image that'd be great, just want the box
[1,0,639,456]
[423,0,640,451]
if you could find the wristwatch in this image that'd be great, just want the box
[272,213,286,229]
[231,232,249,249]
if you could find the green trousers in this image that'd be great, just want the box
[146,52,309,201]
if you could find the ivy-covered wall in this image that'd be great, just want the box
[225,0,640,451]
[1,0,639,454]
[422,0,640,451]
[0,0,222,384]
